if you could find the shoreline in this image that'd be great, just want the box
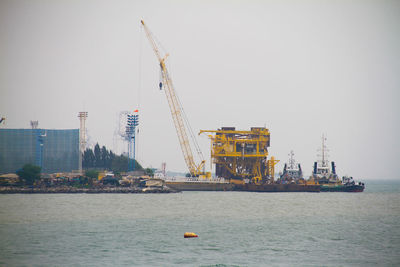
[0,186,179,194]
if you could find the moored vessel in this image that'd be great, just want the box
[320,176,365,192]
[277,150,305,184]
[309,135,364,192]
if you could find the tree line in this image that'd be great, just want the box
[11,144,145,186]
[83,143,143,172]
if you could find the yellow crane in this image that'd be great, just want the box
[141,20,207,177]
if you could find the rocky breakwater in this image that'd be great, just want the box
[0,186,179,194]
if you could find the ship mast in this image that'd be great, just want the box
[289,150,295,170]
[322,134,325,166]
[320,134,329,168]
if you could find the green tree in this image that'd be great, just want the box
[131,159,143,171]
[111,155,129,172]
[85,169,99,179]
[144,168,154,177]
[101,146,109,169]
[82,143,143,172]
[16,164,41,185]
[94,143,101,168]
[108,151,115,170]
[111,155,143,173]
[83,148,95,168]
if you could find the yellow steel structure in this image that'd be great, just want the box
[267,156,279,183]
[200,127,279,184]
[141,20,206,176]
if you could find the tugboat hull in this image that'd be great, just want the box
[321,184,364,192]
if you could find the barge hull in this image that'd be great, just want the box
[234,184,320,192]
[166,181,234,191]
[166,181,320,192]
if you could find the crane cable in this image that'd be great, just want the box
[136,23,144,164]
[158,41,205,164]
[174,86,205,163]
[161,60,205,164]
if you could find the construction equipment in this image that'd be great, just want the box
[200,127,279,184]
[141,20,207,177]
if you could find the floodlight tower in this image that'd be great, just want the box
[126,110,139,171]
[78,112,88,174]
[30,120,38,129]
[161,162,166,177]
[36,131,46,169]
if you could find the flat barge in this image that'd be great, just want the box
[166,180,320,192]
[166,181,233,191]
[234,183,320,192]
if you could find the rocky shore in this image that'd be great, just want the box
[0,186,179,194]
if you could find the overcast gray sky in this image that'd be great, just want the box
[1,0,399,179]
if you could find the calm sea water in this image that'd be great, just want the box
[1,180,399,266]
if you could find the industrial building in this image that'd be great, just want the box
[0,129,79,174]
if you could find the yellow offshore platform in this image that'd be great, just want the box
[200,127,279,184]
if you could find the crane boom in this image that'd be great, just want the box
[141,20,205,176]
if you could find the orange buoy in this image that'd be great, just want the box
[184,232,198,238]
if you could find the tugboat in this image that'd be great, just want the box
[309,134,365,192]
[277,150,306,184]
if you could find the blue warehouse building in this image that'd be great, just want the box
[0,129,79,174]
